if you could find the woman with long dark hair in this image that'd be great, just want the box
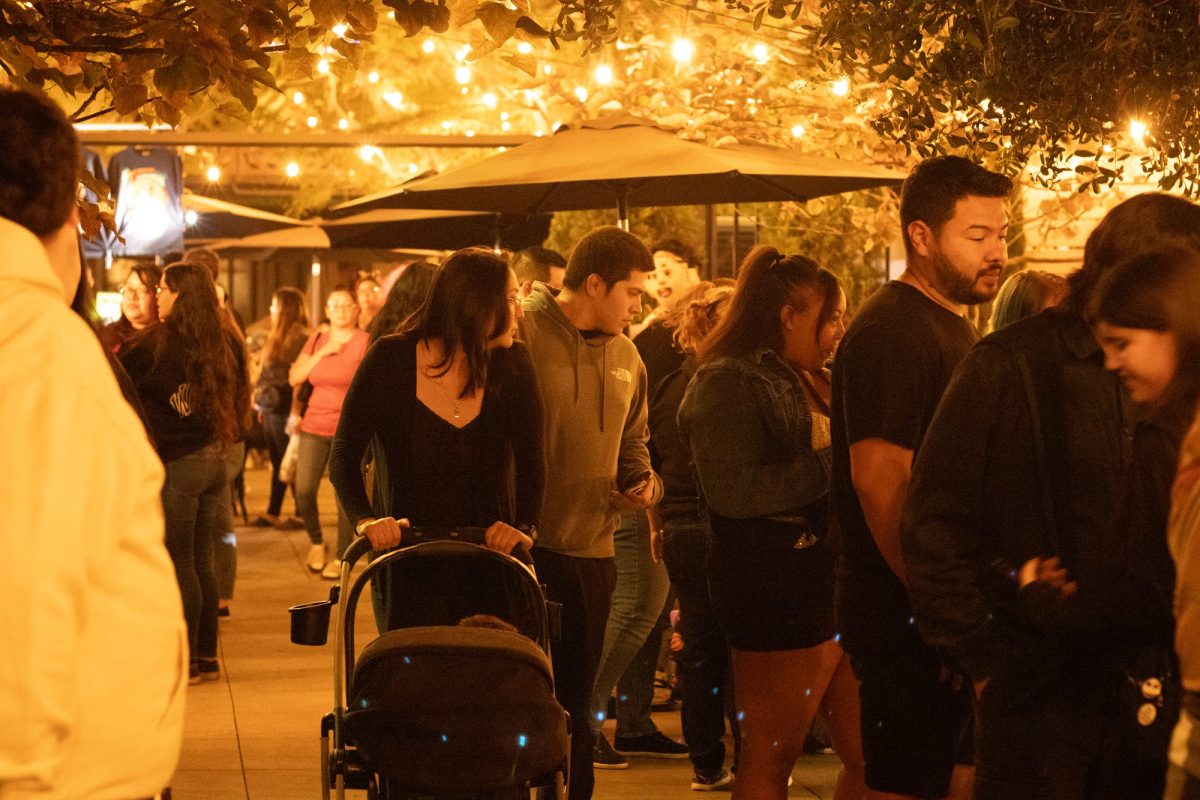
[102,264,162,353]
[329,247,544,614]
[679,246,864,800]
[251,286,309,529]
[120,261,249,684]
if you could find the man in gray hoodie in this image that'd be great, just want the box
[520,225,663,800]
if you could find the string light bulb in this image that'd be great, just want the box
[338,118,349,130]
[791,124,805,138]
[383,91,404,109]
[331,23,348,37]
[368,71,380,83]
[517,41,533,55]
[831,77,850,96]
[206,165,221,182]
[316,59,330,75]
[285,161,300,178]
[575,86,588,102]
[292,91,304,105]
[1130,119,1148,144]
[184,209,199,226]
[306,116,318,128]
[595,64,613,85]
[359,145,381,163]
[482,92,498,109]
[422,38,436,53]
[456,66,472,84]
[752,43,768,64]
[672,38,694,63]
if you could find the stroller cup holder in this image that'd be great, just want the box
[289,585,340,646]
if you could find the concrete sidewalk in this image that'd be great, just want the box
[170,462,839,799]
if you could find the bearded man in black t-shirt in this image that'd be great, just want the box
[830,156,1011,800]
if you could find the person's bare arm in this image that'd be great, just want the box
[849,438,914,584]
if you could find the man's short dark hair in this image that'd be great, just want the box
[563,226,653,291]
[899,156,1012,259]
[0,88,79,237]
[512,246,566,284]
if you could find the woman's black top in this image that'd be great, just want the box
[120,325,247,462]
[329,331,545,531]
[407,400,489,527]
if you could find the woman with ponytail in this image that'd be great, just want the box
[121,261,249,684]
[678,247,864,800]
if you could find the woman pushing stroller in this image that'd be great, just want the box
[329,247,544,579]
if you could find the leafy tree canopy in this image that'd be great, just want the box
[742,0,1200,195]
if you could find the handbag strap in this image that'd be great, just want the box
[1016,351,1064,559]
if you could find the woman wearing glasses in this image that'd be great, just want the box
[119,262,249,684]
[289,287,369,577]
[102,264,162,353]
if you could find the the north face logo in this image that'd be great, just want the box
[610,367,632,383]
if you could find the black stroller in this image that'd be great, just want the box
[290,528,569,799]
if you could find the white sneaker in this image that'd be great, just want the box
[306,544,326,572]
[321,559,341,580]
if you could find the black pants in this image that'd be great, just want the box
[661,520,739,774]
[975,677,1171,800]
[532,549,616,800]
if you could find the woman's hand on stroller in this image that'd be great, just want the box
[358,516,411,550]
[484,521,533,556]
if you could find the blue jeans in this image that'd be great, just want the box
[263,410,297,517]
[589,510,671,738]
[162,442,228,661]
[213,441,243,601]
[662,518,739,773]
[295,431,353,557]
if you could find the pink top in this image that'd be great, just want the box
[299,329,369,437]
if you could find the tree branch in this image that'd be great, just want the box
[69,85,103,120]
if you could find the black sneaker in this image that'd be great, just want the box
[593,732,628,770]
[196,658,220,682]
[690,768,733,791]
[613,731,688,759]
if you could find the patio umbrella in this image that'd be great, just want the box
[330,115,906,227]
[208,208,551,252]
[182,192,308,241]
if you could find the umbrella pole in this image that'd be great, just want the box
[616,192,629,231]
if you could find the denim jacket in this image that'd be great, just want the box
[678,348,832,523]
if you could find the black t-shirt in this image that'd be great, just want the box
[830,281,979,656]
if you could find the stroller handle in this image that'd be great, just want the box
[342,525,534,568]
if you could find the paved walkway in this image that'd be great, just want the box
[171,463,839,799]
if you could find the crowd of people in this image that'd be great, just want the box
[3,82,1200,800]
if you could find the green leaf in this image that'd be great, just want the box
[994,17,1019,32]
[500,52,538,76]
[477,2,521,45]
[113,82,150,115]
[515,15,551,37]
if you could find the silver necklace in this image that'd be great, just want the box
[426,371,461,419]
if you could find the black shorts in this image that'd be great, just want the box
[707,518,835,652]
[851,639,975,799]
